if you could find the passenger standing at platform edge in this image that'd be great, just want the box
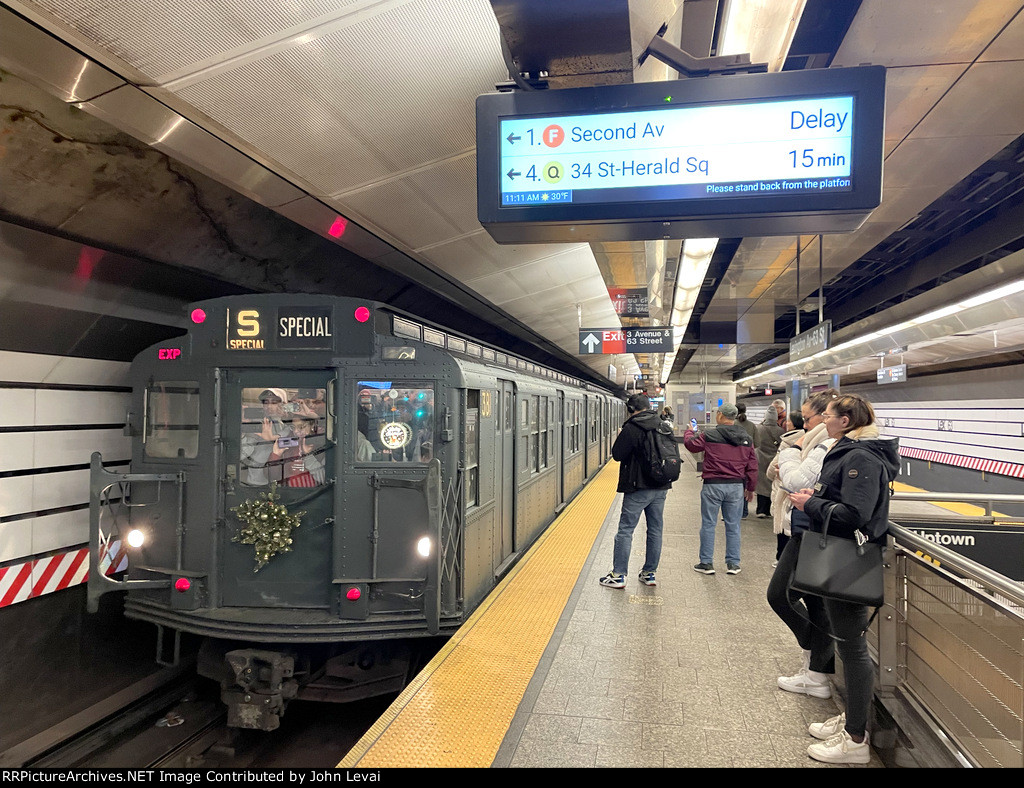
[599,393,672,589]
[683,403,757,575]
[789,393,900,764]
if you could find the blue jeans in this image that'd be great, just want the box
[612,488,668,575]
[699,482,744,565]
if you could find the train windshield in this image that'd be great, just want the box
[145,381,200,459]
[356,382,434,462]
[239,386,328,486]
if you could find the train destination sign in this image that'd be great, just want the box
[579,327,674,355]
[877,364,908,385]
[478,66,885,243]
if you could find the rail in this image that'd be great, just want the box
[892,490,1024,517]
[878,512,1024,768]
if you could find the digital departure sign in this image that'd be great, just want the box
[477,66,885,243]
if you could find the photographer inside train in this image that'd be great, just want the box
[241,387,326,485]
[354,383,434,463]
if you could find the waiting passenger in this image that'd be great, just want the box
[789,393,900,764]
[684,403,757,576]
[754,407,784,517]
[766,389,839,702]
[598,393,672,589]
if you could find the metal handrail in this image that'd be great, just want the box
[887,521,1024,608]
[892,491,1024,517]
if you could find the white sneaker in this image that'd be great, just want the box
[807,729,870,764]
[777,669,832,698]
[808,712,846,740]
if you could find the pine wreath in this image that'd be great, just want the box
[231,482,305,572]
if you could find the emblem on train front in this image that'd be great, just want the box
[380,421,412,450]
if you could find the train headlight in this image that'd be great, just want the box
[416,537,432,558]
[126,529,145,548]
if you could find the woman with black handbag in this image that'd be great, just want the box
[788,394,900,764]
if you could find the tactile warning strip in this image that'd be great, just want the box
[339,462,619,768]
[893,481,1009,518]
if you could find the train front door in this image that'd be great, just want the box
[221,370,335,607]
[497,380,515,570]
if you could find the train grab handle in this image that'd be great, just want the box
[87,452,182,613]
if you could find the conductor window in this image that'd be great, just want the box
[145,381,200,459]
[355,382,434,463]
[239,386,327,486]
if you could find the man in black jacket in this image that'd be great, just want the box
[599,393,673,589]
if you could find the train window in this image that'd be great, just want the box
[530,396,540,473]
[547,400,556,463]
[145,381,200,459]
[240,387,327,486]
[355,382,434,463]
[538,396,547,469]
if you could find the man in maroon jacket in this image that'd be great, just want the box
[683,403,758,575]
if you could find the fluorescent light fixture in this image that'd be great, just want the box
[957,279,1024,309]
[910,304,963,325]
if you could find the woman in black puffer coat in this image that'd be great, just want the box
[789,394,900,765]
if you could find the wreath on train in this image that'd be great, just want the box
[231,483,305,572]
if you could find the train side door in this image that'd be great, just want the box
[558,391,566,505]
[221,370,335,608]
[497,380,515,568]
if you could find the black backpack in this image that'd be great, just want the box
[641,422,681,485]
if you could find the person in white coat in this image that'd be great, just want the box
[765,389,839,699]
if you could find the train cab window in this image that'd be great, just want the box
[145,381,200,459]
[355,382,434,463]
[240,387,327,486]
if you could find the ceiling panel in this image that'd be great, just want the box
[171,0,507,195]
[31,0,365,79]
[832,0,1021,67]
[421,235,591,282]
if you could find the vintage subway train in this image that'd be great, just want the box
[88,294,622,729]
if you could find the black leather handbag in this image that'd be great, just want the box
[790,504,884,607]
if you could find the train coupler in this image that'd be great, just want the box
[220,649,299,731]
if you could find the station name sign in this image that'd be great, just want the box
[579,327,674,355]
[789,320,832,362]
[477,66,884,243]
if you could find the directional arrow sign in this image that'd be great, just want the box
[580,332,601,354]
[507,169,521,181]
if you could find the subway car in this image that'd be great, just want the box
[88,294,622,729]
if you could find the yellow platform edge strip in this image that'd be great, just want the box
[892,480,1008,519]
[339,462,620,768]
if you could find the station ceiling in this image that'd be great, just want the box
[2,0,1024,391]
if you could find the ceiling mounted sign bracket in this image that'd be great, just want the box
[641,33,767,78]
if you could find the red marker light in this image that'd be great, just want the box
[346,587,361,601]
[354,306,370,323]
[328,216,348,238]
[190,308,206,324]
[174,577,191,592]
